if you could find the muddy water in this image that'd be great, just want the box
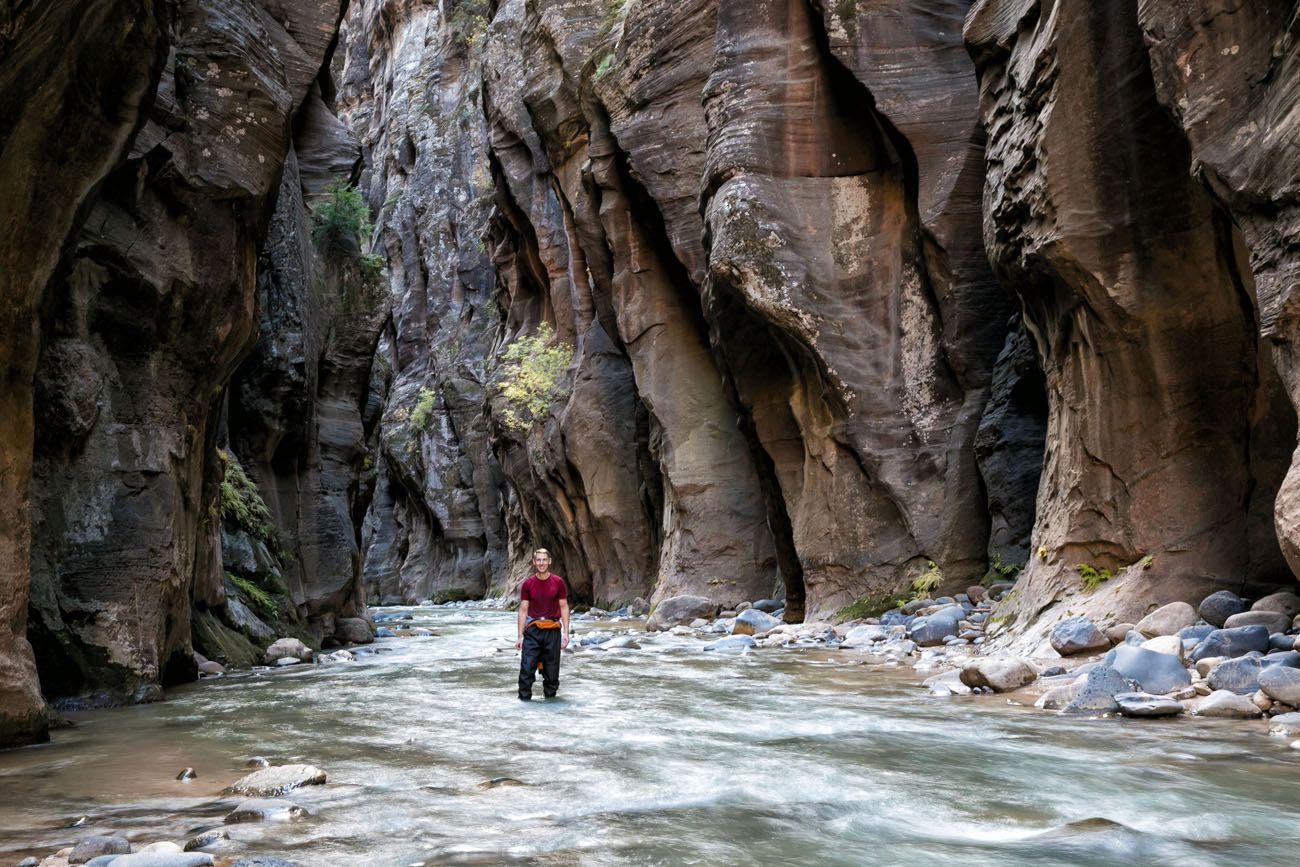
[2,606,1300,865]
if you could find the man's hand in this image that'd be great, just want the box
[514,637,522,650]
[561,634,569,649]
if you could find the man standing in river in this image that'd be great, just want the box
[515,548,570,700]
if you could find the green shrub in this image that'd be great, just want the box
[311,179,386,310]
[411,386,437,431]
[230,573,278,619]
[494,322,573,431]
[982,552,1023,585]
[837,592,910,621]
[1076,563,1113,592]
[911,560,942,597]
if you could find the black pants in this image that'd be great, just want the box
[519,625,561,699]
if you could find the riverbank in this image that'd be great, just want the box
[4,605,1300,865]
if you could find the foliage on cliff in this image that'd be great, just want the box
[493,323,573,431]
[311,178,385,310]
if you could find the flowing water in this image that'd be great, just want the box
[3,606,1300,866]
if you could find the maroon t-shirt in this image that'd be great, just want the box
[520,573,567,620]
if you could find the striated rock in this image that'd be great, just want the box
[1049,617,1110,656]
[224,764,326,797]
[1198,592,1250,629]
[1135,602,1198,638]
[959,658,1037,693]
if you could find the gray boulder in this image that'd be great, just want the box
[1190,625,1271,661]
[731,608,782,636]
[959,657,1037,692]
[703,635,756,652]
[1206,656,1264,695]
[752,598,783,614]
[1177,624,1215,643]
[87,856,214,867]
[1252,591,1300,618]
[1198,590,1248,627]
[335,617,374,645]
[1263,650,1300,668]
[1190,689,1262,718]
[909,614,960,647]
[1102,644,1191,694]
[223,764,326,797]
[1258,666,1300,706]
[1049,616,1110,656]
[647,596,717,631]
[630,597,650,616]
[1268,712,1300,737]
[842,625,888,647]
[1061,665,1139,714]
[1114,692,1184,717]
[263,637,312,665]
[1135,601,1198,637]
[70,836,131,864]
[1223,610,1291,633]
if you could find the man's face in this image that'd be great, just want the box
[534,553,551,572]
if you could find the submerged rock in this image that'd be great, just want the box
[183,830,230,852]
[224,799,310,823]
[704,635,756,652]
[86,855,215,866]
[223,764,326,797]
[1268,712,1300,738]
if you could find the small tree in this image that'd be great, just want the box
[495,323,574,431]
[311,179,386,310]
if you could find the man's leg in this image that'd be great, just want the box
[519,628,541,700]
[541,628,561,698]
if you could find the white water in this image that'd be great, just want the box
[2,607,1300,865]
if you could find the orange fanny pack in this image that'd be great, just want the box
[529,618,563,629]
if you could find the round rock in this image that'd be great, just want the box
[1135,602,1198,637]
[1206,656,1263,695]
[959,657,1037,692]
[1050,616,1111,656]
[1190,625,1271,662]
[1199,590,1249,628]
[1102,644,1191,695]
[646,595,718,631]
[1114,692,1184,717]
[730,608,782,636]
[1223,610,1291,633]
[1252,591,1300,618]
[1190,689,1263,718]
[1258,666,1300,706]
[69,836,131,864]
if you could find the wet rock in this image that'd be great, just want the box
[1115,692,1184,717]
[1268,712,1300,738]
[603,636,641,650]
[244,757,271,769]
[731,609,782,636]
[375,627,396,638]
[959,658,1037,692]
[1259,667,1300,706]
[176,767,197,781]
[923,670,972,696]
[335,618,373,645]
[230,859,296,867]
[703,635,756,652]
[1140,635,1184,660]
[138,845,183,855]
[478,777,524,788]
[1105,623,1137,644]
[69,836,130,864]
[1050,616,1110,656]
[1199,591,1248,628]
[197,661,225,676]
[183,830,229,852]
[1135,602,1198,637]
[1190,626,1271,662]
[1223,611,1292,634]
[274,658,302,667]
[1252,690,1274,713]
[1061,666,1140,715]
[223,764,326,797]
[908,615,960,647]
[1102,644,1191,695]
[646,596,717,631]
[263,638,312,665]
[1207,657,1264,695]
[87,856,214,867]
[16,858,39,867]
[1252,592,1300,619]
[1190,690,1263,719]
[224,799,309,823]
[842,625,888,647]
[1035,683,1080,710]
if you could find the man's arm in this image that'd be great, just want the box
[559,598,570,648]
[516,600,529,650]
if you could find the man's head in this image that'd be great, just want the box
[532,548,551,574]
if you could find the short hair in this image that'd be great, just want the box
[532,548,551,558]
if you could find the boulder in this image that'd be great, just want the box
[1264,650,1300,669]
[223,764,326,797]
[909,614,960,647]
[923,669,972,696]
[1223,610,1291,633]
[630,597,650,616]
[841,625,888,647]
[335,618,374,645]
[959,657,1037,692]
[1035,683,1079,710]
[70,836,131,864]
[197,660,225,675]
[1105,623,1137,644]
[703,635,756,652]
[1177,624,1216,643]
[646,596,717,631]
[87,855,214,867]
[1102,644,1191,695]
[224,799,309,823]
[1206,656,1264,694]
[1114,692,1184,717]
[1189,690,1262,719]
[183,830,230,852]
[1198,590,1248,627]
[1050,616,1111,656]
[751,598,783,614]
[730,609,782,636]
[1135,602,1198,637]
[1258,666,1300,706]
[1195,656,1226,678]
[1061,665,1139,714]
[1140,635,1184,660]
[263,638,312,665]
[1252,591,1300,618]
[1268,712,1300,738]
[1189,626,1271,662]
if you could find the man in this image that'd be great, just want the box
[515,548,570,700]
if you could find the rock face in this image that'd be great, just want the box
[966,0,1296,640]
[23,0,353,709]
[1,0,169,746]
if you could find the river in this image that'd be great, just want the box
[2,606,1300,865]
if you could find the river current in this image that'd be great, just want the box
[2,606,1300,865]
